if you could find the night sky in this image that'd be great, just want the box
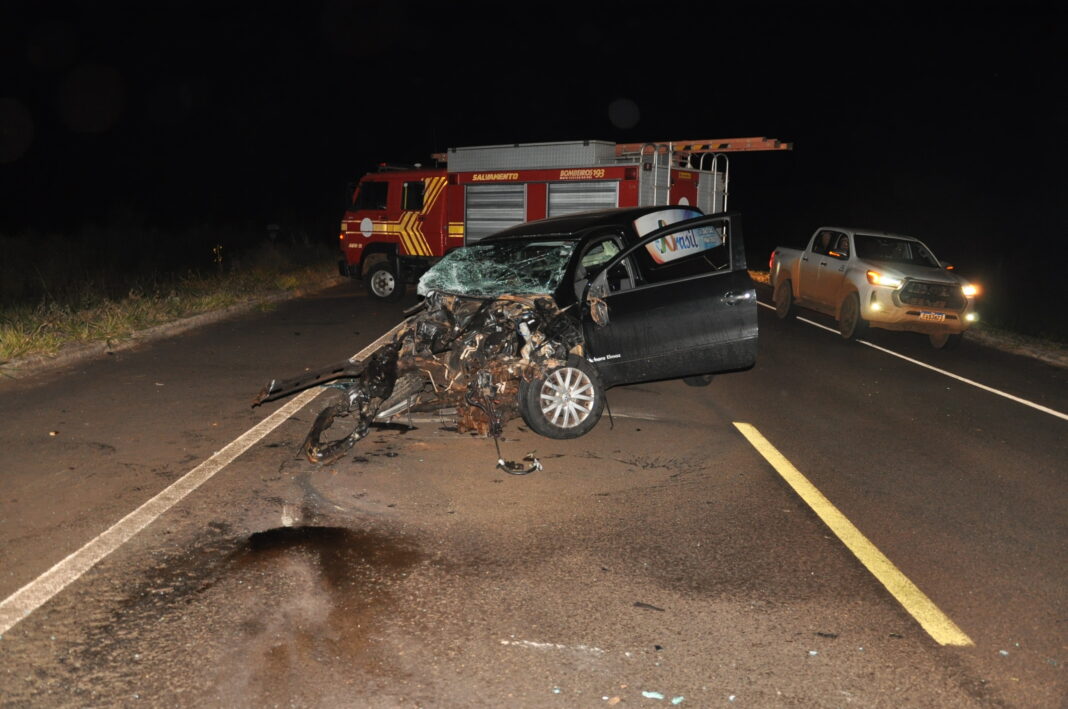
[1,1,1064,325]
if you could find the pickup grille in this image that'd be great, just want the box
[899,280,965,309]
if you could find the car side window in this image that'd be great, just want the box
[812,230,836,256]
[401,180,425,211]
[575,233,636,298]
[353,181,389,210]
[632,219,731,284]
[829,234,850,259]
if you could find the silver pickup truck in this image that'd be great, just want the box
[769,227,980,349]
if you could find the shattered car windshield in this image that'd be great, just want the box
[418,239,577,297]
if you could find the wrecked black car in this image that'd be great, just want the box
[254,206,758,467]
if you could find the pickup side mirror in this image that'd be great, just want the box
[828,250,849,260]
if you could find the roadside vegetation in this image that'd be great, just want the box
[0,230,338,369]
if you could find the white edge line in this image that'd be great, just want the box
[758,300,1068,421]
[0,389,318,634]
[0,329,400,636]
[499,639,606,656]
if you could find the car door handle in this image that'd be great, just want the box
[819,260,828,266]
[722,291,750,306]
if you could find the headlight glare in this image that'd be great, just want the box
[866,270,902,288]
[962,284,980,297]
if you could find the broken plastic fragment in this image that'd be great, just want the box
[496,455,542,475]
[642,691,665,700]
[671,698,685,706]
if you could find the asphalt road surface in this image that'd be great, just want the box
[1,281,1065,708]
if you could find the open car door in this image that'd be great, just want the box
[581,212,758,387]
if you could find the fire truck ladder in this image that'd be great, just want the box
[617,137,792,210]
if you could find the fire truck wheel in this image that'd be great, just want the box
[518,357,604,439]
[366,261,405,302]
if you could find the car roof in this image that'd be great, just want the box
[824,227,920,240]
[482,206,706,242]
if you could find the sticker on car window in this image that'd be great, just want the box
[646,225,724,264]
[632,208,703,237]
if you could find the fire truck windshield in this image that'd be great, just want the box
[417,240,577,298]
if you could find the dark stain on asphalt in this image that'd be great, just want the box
[236,526,421,592]
[52,525,425,703]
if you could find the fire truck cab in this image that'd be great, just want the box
[338,137,791,301]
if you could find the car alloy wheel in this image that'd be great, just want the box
[519,357,604,439]
[540,366,595,428]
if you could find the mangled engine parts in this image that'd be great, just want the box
[254,292,587,465]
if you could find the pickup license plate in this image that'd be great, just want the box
[919,311,946,322]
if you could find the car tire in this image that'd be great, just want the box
[773,279,795,319]
[929,332,962,350]
[366,261,405,302]
[519,357,605,439]
[838,293,868,340]
[683,374,715,387]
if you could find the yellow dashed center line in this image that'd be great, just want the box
[733,422,974,647]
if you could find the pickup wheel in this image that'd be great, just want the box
[773,279,796,319]
[519,357,604,439]
[366,261,405,302]
[929,332,962,350]
[838,293,868,340]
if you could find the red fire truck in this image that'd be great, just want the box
[338,137,792,300]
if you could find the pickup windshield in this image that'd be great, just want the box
[854,234,939,267]
[417,239,577,297]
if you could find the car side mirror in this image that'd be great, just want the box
[829,250,848,260]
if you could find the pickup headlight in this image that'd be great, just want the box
[961,283,980,297]
[866,270,902,288]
